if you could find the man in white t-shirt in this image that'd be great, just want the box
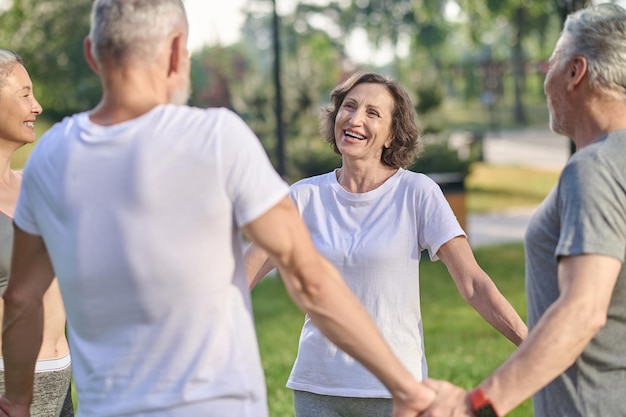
[0,1,435,416]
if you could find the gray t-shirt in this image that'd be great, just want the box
[525,130,626,417]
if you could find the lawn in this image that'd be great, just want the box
[466,162,560,213]
[253,243,532,417]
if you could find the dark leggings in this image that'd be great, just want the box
[293,390,392,417]
[59,382,75,417]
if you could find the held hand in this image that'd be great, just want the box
[0,395,30,417]
[419,379,473,417]
[391,380,437,417]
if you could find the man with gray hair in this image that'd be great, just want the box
[421,4,626,417]
[0,1,435,416]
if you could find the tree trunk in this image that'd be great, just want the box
[512,6,527,125]
[556,0,590,24]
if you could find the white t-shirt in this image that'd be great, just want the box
[14,106,288,417]
[286,169,464,398]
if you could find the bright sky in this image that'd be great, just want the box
[183,0,248,51]
[182,0,394,63]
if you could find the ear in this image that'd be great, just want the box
[167,32,186,77]
[384,134,393,149]
[83,37,100,74]
[568,56,587,91]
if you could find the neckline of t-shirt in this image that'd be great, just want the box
[330,168,404,201]
[76,105,167,141]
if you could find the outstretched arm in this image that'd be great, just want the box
[422,253,620,416]
[437,236,528,346]
[245,243,275,289]
[243,196,435,416]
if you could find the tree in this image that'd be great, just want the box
[229,1,347,180]
[555,0,590,23]
[459,0,553,125]
[0,0,100,119]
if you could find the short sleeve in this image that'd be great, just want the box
[218,109,289,227]
[416,177,466,261]
[556,154,626,261]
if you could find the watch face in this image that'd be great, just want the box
[476,404,498,417]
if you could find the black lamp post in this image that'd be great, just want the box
[271,0,286,177]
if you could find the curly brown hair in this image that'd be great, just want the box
[320,72,422,169]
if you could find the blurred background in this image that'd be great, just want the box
[3,0,621,182]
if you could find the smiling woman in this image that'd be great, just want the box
[0,48,74,417]
[245,71,527,417]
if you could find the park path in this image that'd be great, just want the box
[467,127,570,247]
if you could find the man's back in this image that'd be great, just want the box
[14,106,288,416]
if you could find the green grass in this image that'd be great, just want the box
[466,162,560,213]
[252,278,303,416]
[253,243,532,417]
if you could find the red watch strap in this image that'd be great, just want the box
[469,387,499,417]
[469,387,489,409]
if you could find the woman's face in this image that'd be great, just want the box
[0,63,42,145]
[334,82,394,164]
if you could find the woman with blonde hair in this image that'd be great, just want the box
[0,49,73,417]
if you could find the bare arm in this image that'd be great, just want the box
[437,236,528,346]
[244,243,275,289]
[243,196,435,415]
[422,253,620,416]
[0,226,56,416]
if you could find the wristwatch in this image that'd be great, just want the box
[469,387,499,417]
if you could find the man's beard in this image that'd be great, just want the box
[169,79,191,105]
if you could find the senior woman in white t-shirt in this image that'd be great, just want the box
[245,71,528,417]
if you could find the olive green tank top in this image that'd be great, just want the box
[0,211,13,294]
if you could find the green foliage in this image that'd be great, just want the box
[288,141,340,183]
[0,0,100,119]
[253,243,532,417]
[415,77,444,115]
[190,44,253,109]
[227,5,348,177]
[409,140,475,175]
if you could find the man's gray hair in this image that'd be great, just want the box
[0,49,23,93]
[89,0,187,65]
[561,3,626,99]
